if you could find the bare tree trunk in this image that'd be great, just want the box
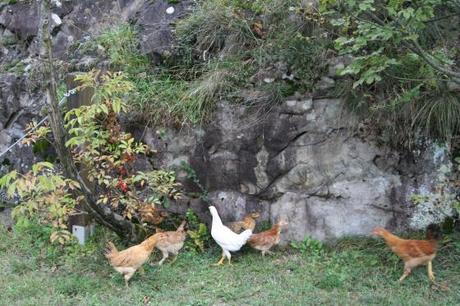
[38,0,144,242]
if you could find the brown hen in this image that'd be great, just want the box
[227,212,260,234]
[373,224,441,282]
[139,204,168,225]
[248,220,288,256]
[105,232,165,287]
[155,220,187,265]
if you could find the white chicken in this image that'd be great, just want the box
[209,205,253,265]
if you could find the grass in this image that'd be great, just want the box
[175,0,331,88]
[1,226,460,305]
[1,59,25,74]
[93,23,150,75]
[72,0,331,127]
[78,22,235,126]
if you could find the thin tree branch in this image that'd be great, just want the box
[363,11,460,84]
[38,0,142,241]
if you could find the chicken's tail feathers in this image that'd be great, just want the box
[177,220,187,232]
[104,241,118,258]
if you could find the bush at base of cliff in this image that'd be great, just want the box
[0,70,184,245]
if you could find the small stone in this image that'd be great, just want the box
[263,77,275,83]
[75,56,98,70]
[96,44,106,55]
[282,72,295,81]
[51,13,62,26]
[301,99,313,111]
[447,81,460,92]
[166,7,175,14]
[24,64,32,72]
[0,47,8,56]
[52,0,62,8]
[1,29,16,46]
[284,97,313,114]
[316,76,335,90]
[328,62,345,77]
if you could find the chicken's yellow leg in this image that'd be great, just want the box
[213,256,225,266]
[399,268,411,283]
[213,251,225,266]
[427,261,435,282]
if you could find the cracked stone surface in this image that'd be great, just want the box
[0,0,194,166]
[145,97,450,242]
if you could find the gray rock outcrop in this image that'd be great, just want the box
[142,97,452,242]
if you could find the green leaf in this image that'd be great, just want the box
[0,171,17,188]
[358,1,375,12]
[112,99,121,113]
[7,181,17,198]
[161,197,170,208]
[99,104,109,114]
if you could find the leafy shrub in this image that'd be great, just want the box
[290,236,325,256]
[185,209,210,253]
[175,1,258,58]
[0,162,80,244]
[322,0,460,145]
[175,0,331,113]
[77,1,332,126]
[0,70,183,243]
[82,22,231,126]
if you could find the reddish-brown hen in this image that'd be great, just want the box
[373,224,441,282]
[139,204,168,225]
[248,220,288,256]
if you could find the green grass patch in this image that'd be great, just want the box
[1,225,459,305]
[93,23,150,74]
[76,0,332,127]
[79,22,235,126]
[0,0,18,5]
[1,59,25,74]
[174,0,331,107]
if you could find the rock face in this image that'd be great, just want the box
[143,97,451,242]
[133,0,193,63]
[0,0,454,243]
[0,2,40,41]
[0,73,43,169]
[0,0,193,166]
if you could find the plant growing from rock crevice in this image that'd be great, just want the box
[321,0,460,146]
